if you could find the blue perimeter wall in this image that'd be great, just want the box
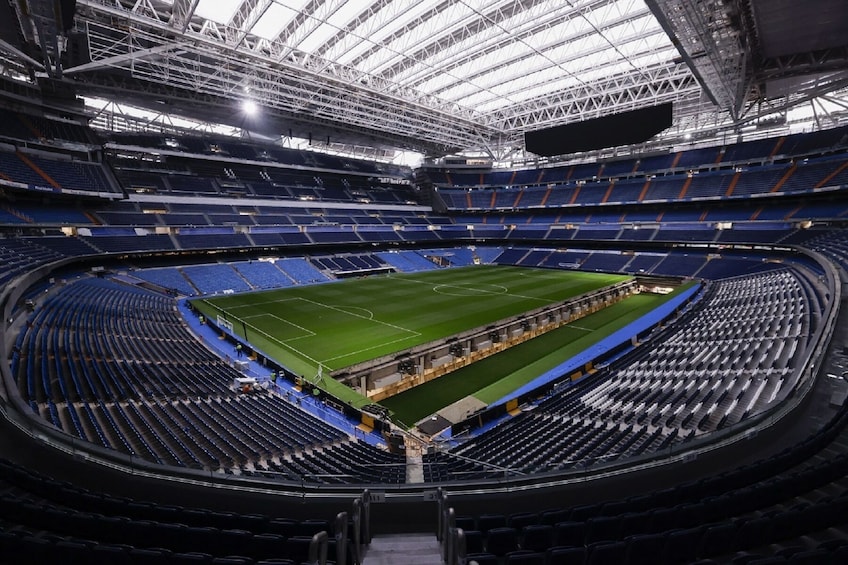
[490,283,703,407]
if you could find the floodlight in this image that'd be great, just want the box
[242,99,258,116]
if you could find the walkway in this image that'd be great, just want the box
[364,533,442,565]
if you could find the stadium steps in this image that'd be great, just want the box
[242,231,258,248]
[175,266,202,295]
[689,260,710,279]
[231,265,256,290]
[363,532,443,565]
[406,451,425,484]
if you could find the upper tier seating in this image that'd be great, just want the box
[175,230,252,250]
[435,154,848,213]
[427,125,848,189]
[12,205,93,224]
[429,126,848,224]
[84,233,177,254]
[108,133,417,206]
[110,131,408,177]
[0,108,99,145]
[0,150,116,194]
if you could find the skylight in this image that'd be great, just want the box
[251,0,312,41]
[332,2,473,68]
[295,1,365,54]
[76,0,769,154]
[194,0,242,25]
[178,0,676,118]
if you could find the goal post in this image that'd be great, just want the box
[312,363,325,385]
[217,315,234,333]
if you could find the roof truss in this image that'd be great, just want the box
[6,0,834,158]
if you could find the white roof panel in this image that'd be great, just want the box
[194,0,243,25]
[76,0,766,154]
[295,1,366,53]
[186,0,675,116]
[252,0,312,41]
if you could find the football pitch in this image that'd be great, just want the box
[380,290,684,426]
[191,264,630,381]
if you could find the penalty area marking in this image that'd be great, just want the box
[212,297,421,371]
[242,313,316,341]
[232,314,323,368]
[328,305,375,320]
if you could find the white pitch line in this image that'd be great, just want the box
[243,312,316,339]
[393,275,553,303]
[295,297,420,337]
[227,297,303,310]
[329,305,375,320]
[516,268,572,278]
[320,334,422,364]
[565,324,594,331]
[215,297,420,369]
[238,317,323,367]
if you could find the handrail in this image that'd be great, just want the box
[350,497,362,565]
[308,530,328,565]
[441,506,455,562]
[445,526,464,565]
[435,486,446,542]
[334,511,348,565]
[449,527,466,565]
[361,488,372,545]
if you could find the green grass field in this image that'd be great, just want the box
[191,264,628,377]
[191,265,692,425]
[380,287,693,426]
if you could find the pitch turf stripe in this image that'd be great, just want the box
[295,297,421,337]
[387,274,556,303]
[193,266,629,380]
[320,334,423,364]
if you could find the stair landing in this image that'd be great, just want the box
[363,533,442,565]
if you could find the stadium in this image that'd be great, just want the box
[0,0,847,563]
